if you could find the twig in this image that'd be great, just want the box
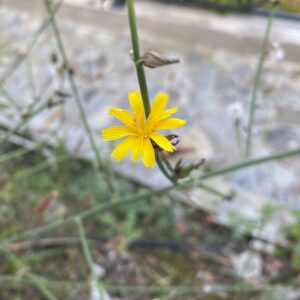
[2,146,300,245]
[0,72,57,145]
[0,86,22,111]
[198,182,235,200]
[75,218,105,300]
[2,186,173,243]
[197,147,300,181]
[156,153,175,182]
[0,1,63,86]
[11,155,70,182]
[26,54,38,101]
[44,0,115,192]
[0,100,49,144]
[0,140,46,164]
[244,6,276,158]
[0,274,289,295]
[1,247,58,300]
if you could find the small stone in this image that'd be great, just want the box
[231,251,263,281]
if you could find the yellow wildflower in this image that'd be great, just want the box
[102,90,186,168]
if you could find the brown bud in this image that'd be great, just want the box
[139,51,180,69]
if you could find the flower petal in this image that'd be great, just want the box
[154,118,186,130]
[111,136,136,161]
[102,126,134,141]
[131,136,143,161]
[128,90,145,127]
[151,92,169,115]
[149,132,174,152]
[146,92,168,127]
[147,106,178,130]
[158,106,178,120]
[142,138,155,168]
[109,107,135,127]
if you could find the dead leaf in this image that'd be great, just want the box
[34,190,59,213]
[0,175,10,190]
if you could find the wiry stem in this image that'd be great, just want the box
[12,155,70,182]
[1,247,58,300]
[244,7,276,158]
[75,218,104,300]
[2,186,173,243]
[0,274,289,295]
[156,154,175,182]
[197,147,300,181]
[126,0,151,116]
[44,0,114,191]
[0,1,63,87]
[126,0,174,181]
[0,100,48,144]
[2,146,300,245]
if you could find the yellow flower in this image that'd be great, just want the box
[102,90,186,168]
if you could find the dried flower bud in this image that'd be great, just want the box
[47,90,71,108]
[139,51,180,69]
[50,52,58,64]
[173,158,206,181]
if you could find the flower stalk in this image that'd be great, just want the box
[126,0,151,116]
[126,0,175,181]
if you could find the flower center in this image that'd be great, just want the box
[133,121,153,137]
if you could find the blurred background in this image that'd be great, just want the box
[1,0,300,299]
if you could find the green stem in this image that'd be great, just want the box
[0,86,22,111]
[0,100,48,144]
[3,147,300,244]
[234,120,243,158]
[75,218,104,299]
[12,155,70,182]
[198,182,234,199]
[126,0,151,115]
[0,1,63,87]
[44,0,114,192]
[198,147,300,181]
[27,274,58,300]
[0,141,46,164]
[0,275,287,295]
[0,64,59,145]
[2,248,58,300]
[126,0,173,181]
[156,153,175,182]
[3,186,173,243]
[244,7,275,158]
[76,218,95,274]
